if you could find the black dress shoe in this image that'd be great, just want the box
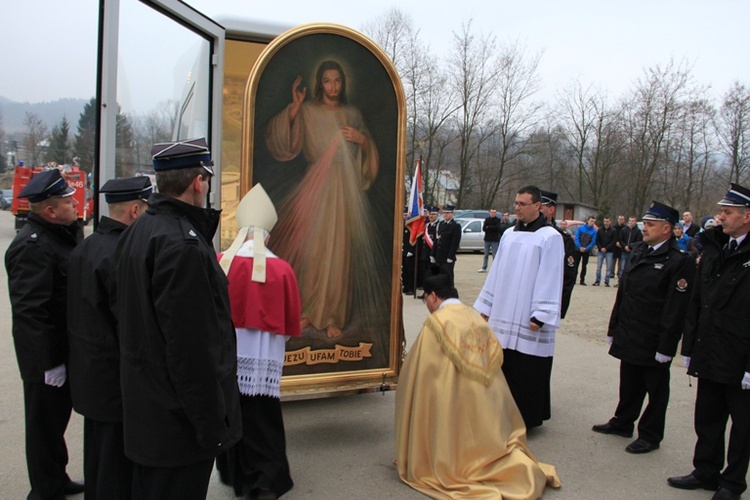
[592,422,633,438]
[667,472,718,491]
[625,438,659,454]
[712,487,741,500]
[63,480,85,495]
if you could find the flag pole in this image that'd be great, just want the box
[412,156,423,299]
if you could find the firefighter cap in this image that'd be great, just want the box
[100,176,153,203]
[151,138,214,175]
[717,182,750,208]
[17,169,75,203]
[540,190,558,206]
[642,200,679,226]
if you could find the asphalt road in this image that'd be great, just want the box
[0,209,744,499]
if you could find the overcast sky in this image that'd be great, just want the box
[2,0,748,109]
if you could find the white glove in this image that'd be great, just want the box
[683,356,690,369]
[447,259,454,263]
[607,336,613,345]
[742,372,750,391]
[655,352,672,364]
[406,252,413,257]
[44,364,67,387]
[429,256,436,264]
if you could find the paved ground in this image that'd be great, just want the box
[0,209,744,499]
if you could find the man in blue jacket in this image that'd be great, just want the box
[574,216,597,285]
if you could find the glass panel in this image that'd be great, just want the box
[469,221,481,231]
[220,39,269,247]
[115,0,212,178]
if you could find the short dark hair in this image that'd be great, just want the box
[423,267,459,300]
[517,185,541,203]
[156,166,208,197]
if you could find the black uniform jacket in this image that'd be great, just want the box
[682,227,750,385]
[432,219,461,262]
[5,212,82,382]
[114,194,241,467]
[549,218,577,319]
[608,238,695,366]
[67,216,127,422]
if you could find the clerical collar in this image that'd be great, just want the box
[515,213,546,232]
[438,298,462,309]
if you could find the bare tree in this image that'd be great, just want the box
[132,100,177,172]
[657,96,717,213]
[478,40,543,209]
[619,60,693,215]
[414,55,460,205]
[716,81,750,184]
[447,20,500,208]
[23,112,48,166]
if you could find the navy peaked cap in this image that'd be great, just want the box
[717,183,750,208]
[17,169,75,203]
[100,176,153,203]
[642,200,679,225]
[151,138,214,175]
[540,189,557,205]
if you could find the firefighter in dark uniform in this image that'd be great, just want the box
[418,205,438,297]
[114,139,241,499]
[431,204,461,285]
[402,207,416,294]
[5,168,85,498]
[67,177,152,499]
[592,201,695,455]
[669,183,750,500]
[539,190,577,318]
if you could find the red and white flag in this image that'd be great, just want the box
[405,158,425,246]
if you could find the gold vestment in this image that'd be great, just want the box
[395,303,561,499]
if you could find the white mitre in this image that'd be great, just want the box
[219,183,278,282]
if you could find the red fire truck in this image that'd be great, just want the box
[10,163,93,230]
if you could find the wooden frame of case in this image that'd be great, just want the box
[240,24,406,398]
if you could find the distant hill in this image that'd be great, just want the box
[0,97,90,134]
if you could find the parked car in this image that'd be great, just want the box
[455,218,485,252]
[454,209,490,220]
[0,189,12,210]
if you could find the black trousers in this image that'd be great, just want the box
[502,349,553,428]
[23,381,72,500]
[216,395,293,498]
[439,260,455,286]
[574,251,590,283]
[83,418,133,500]
[132,459,214,500]
[692,378,750,494]
[609,361,670,444]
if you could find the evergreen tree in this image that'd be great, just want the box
[73,97,137,176]
[73,97,96,172]
[47,116,71,164]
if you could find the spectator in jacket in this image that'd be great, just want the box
[593,201,695,455]
[594,217,617,287]
[478,209,502,272]
[673,224,691,252]
[612,215,626,279]
[5,169,85,499]
[574,216,597,285]
[618,217,643,281]
[680,211,700,237]
[668,183,750,500]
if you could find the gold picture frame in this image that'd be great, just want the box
[240,24,406,397]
